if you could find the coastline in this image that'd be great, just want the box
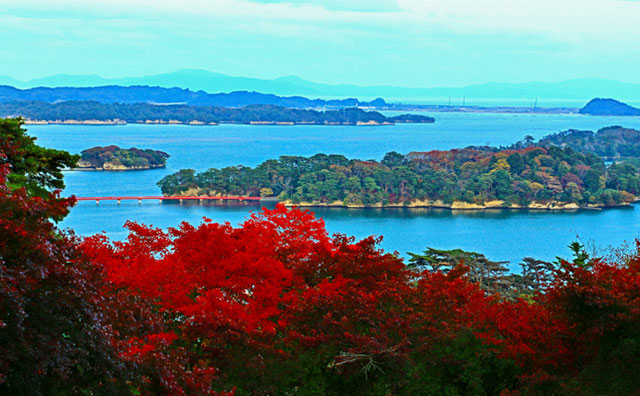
[166,193,633,211]
[278,199,633,211]
[69,164,166,171]
[22,119,430,126]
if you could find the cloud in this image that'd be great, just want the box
[249,0,400,12]
[0,0,639,84]
[4,0,639,44]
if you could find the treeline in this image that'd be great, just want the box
[158,140,640,208]
[5,118,640,395]
[537,125,640,158]
[77,146,169,170]
[0,100,434,125]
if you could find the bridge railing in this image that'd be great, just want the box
[74,196,263,204]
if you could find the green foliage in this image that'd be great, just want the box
[408,248,555,299]
[78,145,169,169]
[159,145,640,207]
[0,118,78,199]
[538,126,640,159]
[567,241,591,268]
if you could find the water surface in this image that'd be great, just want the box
[28,112,640,268]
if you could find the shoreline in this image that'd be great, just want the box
[278,199,633,211]
[166,195,634,211]
[22,119,432,126]
[67,165,166,171]
[383,106,578,115]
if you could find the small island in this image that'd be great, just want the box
[157,128,640,210]
[579,98,640,116]
[75,145,169,170]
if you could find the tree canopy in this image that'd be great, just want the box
[158,145,639,208]
[77,145,169,170]
[0,118,77,199]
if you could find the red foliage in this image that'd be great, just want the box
[0,162,124,394]
[5,128,640,395]
[0,144,227,394]
[81,204,584,393]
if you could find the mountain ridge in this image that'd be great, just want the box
[3,70,640,104]
[0,85,385,109]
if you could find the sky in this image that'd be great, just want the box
[1,0,639,87]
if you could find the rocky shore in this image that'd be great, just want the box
[280,199,632,210]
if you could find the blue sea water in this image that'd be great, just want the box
[27,112,640,268]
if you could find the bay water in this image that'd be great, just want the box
[27,112,640,268]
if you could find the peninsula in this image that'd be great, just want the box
[74,146,169,170]
[157,128,640,210]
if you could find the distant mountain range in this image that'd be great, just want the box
[3,70,640,105]
[0,85,385,109]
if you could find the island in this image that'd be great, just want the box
[0,101,435,125]
[74,145,169,170]
[579,98,640,116]
[157,128,640,209]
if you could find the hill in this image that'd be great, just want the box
[0,85,386,109]
[578,98,640,116]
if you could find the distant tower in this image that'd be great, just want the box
[448,96,451,106]
[533,98,538,110]
[463,96,466,106]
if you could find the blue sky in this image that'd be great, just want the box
[1,0,639,86]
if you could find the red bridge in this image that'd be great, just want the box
[75,196,262,204]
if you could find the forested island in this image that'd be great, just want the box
[579,98,640,116]
[0,101,434,125]
[74,145,169,170]
[158,127,640,209]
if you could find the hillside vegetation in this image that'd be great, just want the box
[538,125,640,158]
[158,141,640,208]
